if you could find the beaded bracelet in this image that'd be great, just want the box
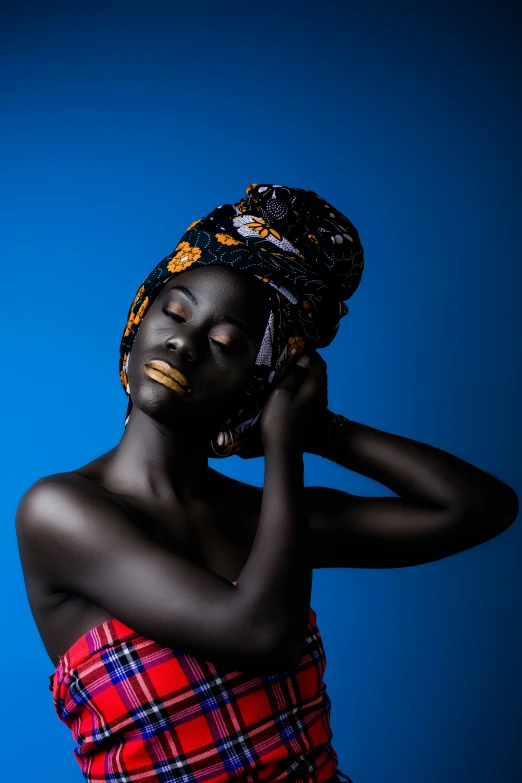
[318,413,349,459]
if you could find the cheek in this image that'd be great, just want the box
[200,373,242,407]
[125,329,150,396]
[199,363,254,415]
[210,353,256,390]
[126,357,152,406]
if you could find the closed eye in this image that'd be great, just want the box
[162,308,185,323]
[210,338,234,353]
[162,307,242,354]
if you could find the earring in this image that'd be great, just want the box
[210,426,235,457]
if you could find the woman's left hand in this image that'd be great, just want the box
[238,349,330,459]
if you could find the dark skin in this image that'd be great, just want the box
[16,265,519,678]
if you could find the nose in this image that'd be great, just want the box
[164,329,199,363]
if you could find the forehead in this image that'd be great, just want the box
[163,265,268,315]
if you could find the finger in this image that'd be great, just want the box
[298,354,326,386]
[287,354,311,393]
[271,354,310,399]
[308,346,323,359]
[293,359,327,404]
[308,348,327,369]
[305,353,327,377]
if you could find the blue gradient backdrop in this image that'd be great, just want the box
[2,1,521,780]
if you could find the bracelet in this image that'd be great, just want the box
[318,413,349,459]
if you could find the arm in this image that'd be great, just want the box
[16,468,304,675]
[240,446,311,665]
[306,412,519,568]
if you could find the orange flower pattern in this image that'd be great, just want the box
[236,198,249,214]
[245,218,282,241]
[167,241,202,274]
[119,352,129,391]
[287,335,306,364]
[233,213,302,257]
[215,233,244,246]
[124,296,150,337]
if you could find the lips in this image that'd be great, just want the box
[144,360,192,392]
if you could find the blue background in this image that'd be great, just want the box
[2,1,521,780]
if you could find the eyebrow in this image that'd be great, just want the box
[167,284,252,338]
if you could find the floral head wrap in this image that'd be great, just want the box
[119,183,364,456]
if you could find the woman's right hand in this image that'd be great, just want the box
[259,352,325,454]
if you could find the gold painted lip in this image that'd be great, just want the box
[144,360,192,391]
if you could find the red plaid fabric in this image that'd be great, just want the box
[50,583,340,782]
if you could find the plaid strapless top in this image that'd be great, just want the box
[49,583,341,783]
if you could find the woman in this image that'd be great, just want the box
[16,183,518,783]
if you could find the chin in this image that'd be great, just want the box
[132,375,244,430]
[131,388,212,432]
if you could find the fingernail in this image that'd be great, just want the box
[296,354,310,368]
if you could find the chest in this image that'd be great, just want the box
[147,502,259,581]
[32,494,260,668]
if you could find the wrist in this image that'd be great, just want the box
[318,412,350,460]
[263,439,304,463]
[305,409,335,455]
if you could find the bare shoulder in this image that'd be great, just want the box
[15,470,119,579]
[17,473,79,526]
[15,472,116,649]
[16,443,114,523]
[17,470,104,528]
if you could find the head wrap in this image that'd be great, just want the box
[119,183,364,455]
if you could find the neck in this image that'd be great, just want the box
[104,406,212,505]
